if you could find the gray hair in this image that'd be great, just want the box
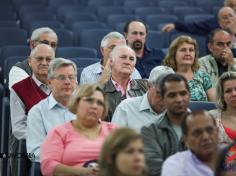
[30,43,55,58]
[100,31,125,48]
[30,27,58,42]
[148,66,175,86]
[110,45,136,63]
[48,58,77,79]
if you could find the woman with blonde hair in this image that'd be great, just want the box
[99,128,147,176]
[40,83,117,176]
[163,35,215,101]
[210,72,236,144]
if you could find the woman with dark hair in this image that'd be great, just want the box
[98,128,147,176]
[40,84,117,176]
[210,72,236,144]
[163,35,215,101]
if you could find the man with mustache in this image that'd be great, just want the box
[199,29,236,87]
[124,20,165,78]
[161,111,218,176]
[141,73,190,176]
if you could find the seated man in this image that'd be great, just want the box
[26,58,78,163]
[112,66,174,132]
[9,27,58,89]
[80,31,141,84]
[199,28,236,87]
[9,44,55,175]
[161,111,218,176]
[103,45,147,121]
[141,74,190,176]
[124,20,165,78]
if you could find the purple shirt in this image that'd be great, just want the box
[161,150,214,176]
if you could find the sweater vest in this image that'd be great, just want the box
[12,77,48,114]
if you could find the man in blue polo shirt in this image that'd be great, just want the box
[124,20,165,78]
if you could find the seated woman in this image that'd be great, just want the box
[163,35,215,101]
[98,128,147,176]
[210,72,236,145]
[40,84,117,176]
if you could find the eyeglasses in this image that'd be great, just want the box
[32,56,53,63]
[37,40,57,49]
[81,97,105,107]
[52,75,77,81]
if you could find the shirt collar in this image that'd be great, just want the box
[48,94,66,109]
[32,74,44,87]
[111,78,132,96]
[139,93,157,114]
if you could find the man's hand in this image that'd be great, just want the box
[222,48,234,65]
[98,59,111,84]
[161,23,175,32]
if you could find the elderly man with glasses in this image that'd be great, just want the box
[8,27,58,89]
[9,44,55,176]
[26,58,77,174]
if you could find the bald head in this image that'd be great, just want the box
[218,7,236,30]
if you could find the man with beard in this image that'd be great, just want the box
[199,28,236,87]
[124,20,165,78]
[161,111,218,176]
[141,73,190,176]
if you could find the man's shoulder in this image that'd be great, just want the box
[199,54,213,62]
[118,95,143,107]
[163,151,190,169]
[145,47,165,57]
[12,76,31,89]
[82,62,100,72]
[142,113,166,131]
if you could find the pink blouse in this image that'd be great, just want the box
[40,121,117,176]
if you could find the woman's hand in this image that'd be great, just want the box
[79,166,99,176]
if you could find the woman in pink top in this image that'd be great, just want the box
[40,84,117,176]
[209,72,236,145]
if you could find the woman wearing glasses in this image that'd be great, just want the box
[40,84,117,176]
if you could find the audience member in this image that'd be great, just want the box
[9,44,55,176]
[141,73,190,176]
[40,84,117,176]
[163,35,215,101]
[80,32,141,84]
[102,45,147,121]
[26,58,78,163]
[9,27,58,89]
[112,66,174,132]
[161,0,236,35]
[98,128,147,176]
[161,111,218,176]
[210,72,236,144]
[199,29,236,87]
[215,140,236,176]
[124,20,165,78]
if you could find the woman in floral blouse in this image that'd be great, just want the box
[163,35,216,101]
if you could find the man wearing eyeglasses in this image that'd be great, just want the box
[8,27,58,89]
[199,29,236,87]
[9,44,55,176]
[26,58,77,172]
